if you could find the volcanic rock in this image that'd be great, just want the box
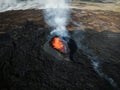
[0,9,120,90]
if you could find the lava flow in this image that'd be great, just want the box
[51,37,69,54]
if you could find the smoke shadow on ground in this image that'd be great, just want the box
[67,36,78,60]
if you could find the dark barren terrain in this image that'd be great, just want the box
[0,8,120,90]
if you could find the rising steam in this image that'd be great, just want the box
[0,0,71,37]
[44,0,71,37]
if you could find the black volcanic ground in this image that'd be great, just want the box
[0,9,120,90]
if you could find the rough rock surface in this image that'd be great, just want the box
[0,9,120,90]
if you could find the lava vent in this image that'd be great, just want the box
[44,36,70,61]
[50,36,70,54]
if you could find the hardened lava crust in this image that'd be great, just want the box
[0,9,120,90]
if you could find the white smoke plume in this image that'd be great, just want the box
[0,0,71,37]
[43,0,71,37]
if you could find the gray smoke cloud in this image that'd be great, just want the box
[0,0,44,12]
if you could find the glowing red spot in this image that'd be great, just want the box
[51,37,65,53]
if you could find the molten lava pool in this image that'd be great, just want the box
[50,36,69,54]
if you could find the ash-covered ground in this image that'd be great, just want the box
[0,9,120,90]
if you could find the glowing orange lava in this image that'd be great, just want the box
[51,37,64,53]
